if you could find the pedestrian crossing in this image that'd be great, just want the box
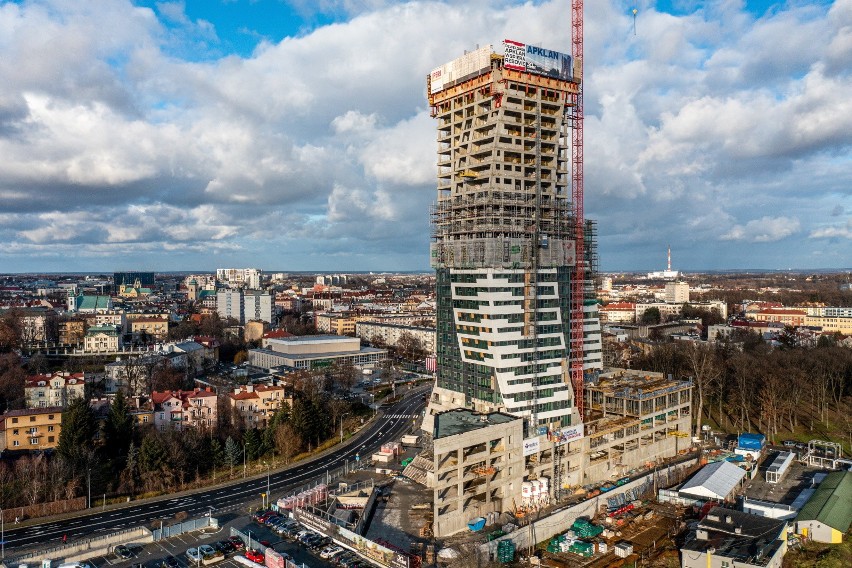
[386,414,417,419]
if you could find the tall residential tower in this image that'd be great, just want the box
[425,43,598,438]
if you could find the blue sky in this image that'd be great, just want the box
[0,0,849,273]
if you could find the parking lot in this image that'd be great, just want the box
[83,512,338,568]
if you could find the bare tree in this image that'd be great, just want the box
[274,423,302,464]
[686,343,721,436]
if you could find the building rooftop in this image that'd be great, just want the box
[433,408,519,439]
[682,507,786,565]
[796,471,852,533]
[680,460,746,501]
[587,367,692,399]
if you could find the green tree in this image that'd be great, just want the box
[119,441,140,496]
[103,391,134,466]
[210,438,226,468]
[139,432,168,475]
[224,436,241,474]
[244,428,261,461]
[57,396,98,477]
[640,307,661,325]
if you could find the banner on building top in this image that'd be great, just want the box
[430,45,493,94]
[552,423,584,446]
[523,436,541,456]
[503,39,573,81]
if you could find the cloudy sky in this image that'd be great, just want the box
[0,0,849,273]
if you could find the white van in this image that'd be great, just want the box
[57,562,94,568]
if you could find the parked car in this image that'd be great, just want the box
[229,536,246,550]
[280,526,301,540]
[245,550,264,564]
[320,546,344,559]
[185,548,201,563]
[782,440,797,448]
[161,556,179,568]
[311,537,331,550]
[212,541,232,555]
[198,544,216,559]
[114,545,133,559]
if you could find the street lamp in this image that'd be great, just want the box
[340,413,351,443]
[262,461,271,508]
[243,444,247,479]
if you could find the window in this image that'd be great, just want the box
[11,418,17,424]
[30,438,39,445]
[30,416,35,422]
[48,436,55,443]
[13,440,19,447]
[143,416,149,423]
[13,429,18,435]
[159,412,165,420]
[48,425,54,432]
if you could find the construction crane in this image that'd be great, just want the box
[569,0,585,421]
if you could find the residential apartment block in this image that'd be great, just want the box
[228,383,293,428]
[355,321,437,354]
[217,289,273,324]
[151,388,218,431]
[217,268,262,289]
[0,407,63,452]
[25,371,86,408]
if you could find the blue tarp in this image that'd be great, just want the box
[738,433,766,450]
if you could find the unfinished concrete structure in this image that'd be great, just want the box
[582,368,693,483]
[431,409,524,536]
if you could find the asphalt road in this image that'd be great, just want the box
[4,386,429,556]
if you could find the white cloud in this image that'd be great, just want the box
[0,0,849,271]
[809,219,852,239]
[721,216,802,243]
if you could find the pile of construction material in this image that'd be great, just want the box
[571,518,604,538]
[496,540,516,563]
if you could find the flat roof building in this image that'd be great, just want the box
[681,507,787,568]
[248,335,387,371]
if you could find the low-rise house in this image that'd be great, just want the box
[680,507,787,568]
[83,324,123,353]
[25,371,86,408]
[151,388,218,431]
[0,407,63,452]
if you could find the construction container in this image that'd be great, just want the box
[597,542,608,554]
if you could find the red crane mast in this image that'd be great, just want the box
[570,0,585,420]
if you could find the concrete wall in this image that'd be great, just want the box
[479,458,698,560]
[2,526,153,568]
[433,418,523,537]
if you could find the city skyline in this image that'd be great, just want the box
[0,0,849,273]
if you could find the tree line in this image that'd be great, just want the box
[0,370,368,512]
[633,334,852,449]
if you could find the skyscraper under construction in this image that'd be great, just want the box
[424,42,600,443]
